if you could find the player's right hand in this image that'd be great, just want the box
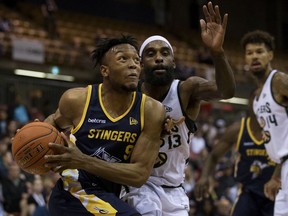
[264,176,281,201]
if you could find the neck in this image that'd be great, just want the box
[101,84,134,117]
[142,82,171,101]
[255,67,273,87]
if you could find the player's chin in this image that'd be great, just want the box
[124,83,138,92]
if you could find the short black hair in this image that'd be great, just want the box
[241,30,275,51]
[91,35,139,68]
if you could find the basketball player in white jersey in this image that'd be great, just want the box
[241,30,288,216]
[122,2,236,215]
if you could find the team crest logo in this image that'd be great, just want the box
[164,105,173,112]
[93,206,109,214]
[129,117,138,125]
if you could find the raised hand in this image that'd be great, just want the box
[162,116,185,136]
[200,1,228,54]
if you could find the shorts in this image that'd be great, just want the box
[122,181,189,216]
[49,179,141,216]
[231,189,274,216]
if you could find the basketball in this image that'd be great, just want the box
[12,121,65,175]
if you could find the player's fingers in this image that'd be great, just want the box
[214,5,222,24]
[47,143,68,155]
[199,19,206,33]
[207,2,216,22]
[222,14,228,30]
[202,5,211,23]
[173,116,185,125]
[34,119,40,122]
[60,132,73,148]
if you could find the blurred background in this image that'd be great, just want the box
[0,0,287,215]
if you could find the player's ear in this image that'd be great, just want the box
[100,65,109,77]
[268,51,274,61]
[172,59,176,69]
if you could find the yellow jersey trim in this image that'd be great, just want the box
[235,117,245,151]
[71,85,92,134]
[99,84,136,122]
[140,94,146,130]
[247,117,264,145]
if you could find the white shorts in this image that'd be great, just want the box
[122,181,189,216]
[274,160,288,216]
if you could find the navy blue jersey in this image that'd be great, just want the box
[68,84,145,196]
[234,117,276,195]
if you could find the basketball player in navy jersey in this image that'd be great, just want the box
[194,95,281,216]
[241,30,288,216]
[43,35,166,216]
[122,2,236,215]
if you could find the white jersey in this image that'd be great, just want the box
[253,70,288,163]
[148,79,194,186]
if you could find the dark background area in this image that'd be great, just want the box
[12,0,288,51]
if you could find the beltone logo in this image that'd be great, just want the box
[88,118,106,124]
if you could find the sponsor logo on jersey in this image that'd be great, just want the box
[243,142,254,146]
[164,105,173,112]
[88,118,106,124]
[91,147,121,162]
[129,117,138,125]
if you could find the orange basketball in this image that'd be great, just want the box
[12,121,64,175]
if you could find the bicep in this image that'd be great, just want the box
[278,73,288,98]
[181,77,220,103]
[130,101,165,167]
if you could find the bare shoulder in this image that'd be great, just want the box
[144,96,165,123]
[274,71,288,83]
[273,71,288,103]
[61,87,88,101]
[144,96,165,113]
[59,87,88,115]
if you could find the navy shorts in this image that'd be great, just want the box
[231,189,274,216]
[48,179,141,216]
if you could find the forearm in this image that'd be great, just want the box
[44,111,72,133]
[271,164,282,180]
[81,155,149,187]
[212,52,236,98]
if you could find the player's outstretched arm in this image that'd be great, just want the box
[198,1,235,99]
[194,121,240,200]
[44,97,165,187]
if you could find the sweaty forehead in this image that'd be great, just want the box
[245,43,268,51]
[109,44,137,54]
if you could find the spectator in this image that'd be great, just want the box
[41,0,58,39]
[2,162,28,215]
[27,176,48,216]
[0,16,13,33]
